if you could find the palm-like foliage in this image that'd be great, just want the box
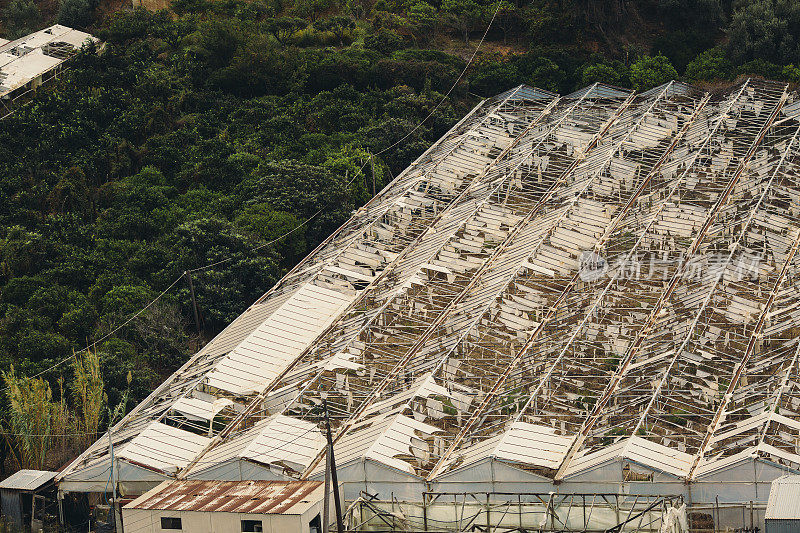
[2,366,60,470]
[73,348,105,448]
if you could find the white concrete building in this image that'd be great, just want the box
[0,25,98,116]
[122,480,324,533]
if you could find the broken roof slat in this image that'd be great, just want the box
[59,81,800,494]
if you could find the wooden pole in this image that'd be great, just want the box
[108,429,116,531]
[323,445,331,533]
[369,155,376,197]
[323,400,344,533]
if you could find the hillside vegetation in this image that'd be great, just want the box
[0,0,798,470]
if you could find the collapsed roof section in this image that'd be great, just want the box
[0,25,97,98]
[58,80,800,499]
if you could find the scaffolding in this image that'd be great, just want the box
[346,492,684,532]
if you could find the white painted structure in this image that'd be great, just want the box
[0,25,98,99]
[122,480,324,533]
[58,80,800,530]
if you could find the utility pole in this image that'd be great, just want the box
[184,270,202,335]
[322,438,331,533]
[323,400,344,533]
[108,418,117,532]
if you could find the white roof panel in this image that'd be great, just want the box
[205,282,355,395]
[766,475,800,520]
[0,25,99,96]
[118,422,210,474]
[0,470,56,491]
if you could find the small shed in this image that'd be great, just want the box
[765,475,800,533]
[0,469,57,531]
[122,479,325,533]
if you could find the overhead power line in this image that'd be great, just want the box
[1,8,503,397]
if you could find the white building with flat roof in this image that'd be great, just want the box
[122,480,325,533]
[0,25,98,105]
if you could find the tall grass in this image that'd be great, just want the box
[2,366,60,470]
[73,348,105,449]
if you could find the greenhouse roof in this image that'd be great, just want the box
[58,79,800,495]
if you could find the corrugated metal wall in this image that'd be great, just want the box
[0,489,22,526]
[766,518,800,533]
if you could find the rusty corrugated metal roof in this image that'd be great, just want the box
[124,479,323,515]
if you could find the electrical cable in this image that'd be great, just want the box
[370,0,503,158]
[2,3,503,389]
[0,1,507,459]
[0,274,185,394]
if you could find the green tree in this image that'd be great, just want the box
[782,64,800,83]
[293,0,335,21]
[48,166,92,218]
[3,0,41,39]
[267,16,308,42]
[164,217,281,329]
[651,30,715,72]
[441,0,484,43]
[684,48,734,82]
[491,1,519,44]
[727,0,800,65]
[407,1,437,43]
[737,58,783,79]
[522,1,578,44]
[99,284,153,317]
[313,15,355,45]
[235,204,307,266]
[628,55,678,91]
[0,226,48,279]
[515,54,565,93]
[581,61,629,87]
[57,0,93,28]
[471,59,519,95]
[364,28,404,54]
[344,0,368,19]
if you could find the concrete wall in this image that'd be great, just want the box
[121,509,317,533]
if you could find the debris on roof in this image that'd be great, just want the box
[0,25,98,98]
[58,79,800,498]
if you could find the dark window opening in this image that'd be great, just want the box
[309,513,322,533]
[242,519,263,532]
[161,517,182,529]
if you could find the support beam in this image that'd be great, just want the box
[176,88,561,478]
[432,81,744,479]
[689,229,800,479]
[553,81,788,481]
[425,79,744,484]
[756,340,800,448]
[301,88,639,478]
[630,118,800,446]
[426,83,712,481]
